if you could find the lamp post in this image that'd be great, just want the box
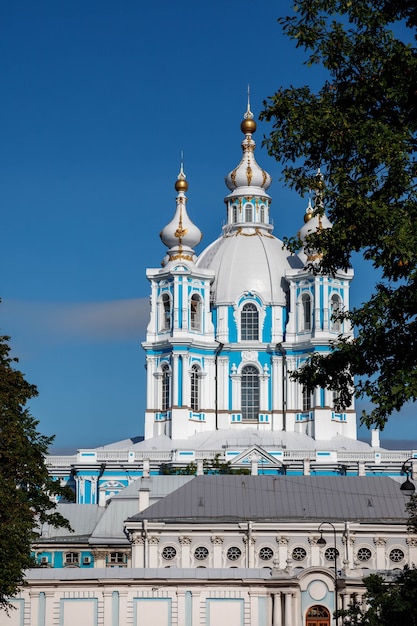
[400,458,416,496]
[317,522,338,625]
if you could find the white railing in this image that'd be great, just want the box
[46,448,416,469]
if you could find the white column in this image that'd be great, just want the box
[273,593,282,626]
[148,536,160,567]
[130,536,145,568]
[172,354,180,406]
[284,593,293,626]
[373,537,387,569]
[179,536,192,567]
[211,536,224,567]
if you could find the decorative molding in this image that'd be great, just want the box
[373,537,387,547]
[406,537,417,547]
[210,536,224,545]
[276,536,289,546]
[179,536,192,545]
[148,536,160,546]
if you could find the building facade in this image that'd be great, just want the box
[47,103,415,504]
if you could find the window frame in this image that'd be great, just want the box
[300,292,312,331]
[160,293,171,331]
[190,293,202,331]
[241,364,260,421]
[190,364,200,412]
[161,363,171,413]
[241,302,259,341]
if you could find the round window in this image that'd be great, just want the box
[227,546,242,561]
[161,546,177,560]
[194,546,209,561]
[292,547,307,561]
[357,547,372,562]
[259,547,274,561]
[324,547,339,561]
[389,549,404,563]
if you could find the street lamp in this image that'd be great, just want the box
[317,521,338,625]
[400,458,416,496]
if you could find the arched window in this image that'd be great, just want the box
[330,294,342,332]
[241,303,259,340]
[306,605,330,626]
[232,205,238,223]
[302,387,312,412]
[161,294,171,331]
[190,364,200,411]
[241,365,259,421]
[190,294,202,331]
[301,293,312,331]
[161,363,170,412]
[244,203,253,222]
[259,205,265,223]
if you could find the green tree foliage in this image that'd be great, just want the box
[160,454,250,475]
[339,568,417,625]
[0,334,72,608]
[260,0,417,429]
[406,493,417,532]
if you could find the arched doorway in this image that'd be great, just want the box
[306,605,330,626]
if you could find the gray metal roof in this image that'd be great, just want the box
[128,475,409,523]
[36,505,105,542]
[111,475,194,500]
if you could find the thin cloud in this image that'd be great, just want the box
[2,298,150,345]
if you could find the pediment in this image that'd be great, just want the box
[228,444,283,467]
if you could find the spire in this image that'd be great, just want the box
[160,160,202,266]
[225,97,271,193]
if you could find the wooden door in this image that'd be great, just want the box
[306,605,330,626]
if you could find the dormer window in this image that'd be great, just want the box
[241,303,259,341]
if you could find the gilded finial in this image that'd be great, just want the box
[304,197,314,223]
[241,85,256,134]
[175,151,188,192]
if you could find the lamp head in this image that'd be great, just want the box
[400,477,416,497]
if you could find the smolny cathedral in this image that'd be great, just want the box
[5,103,417,626]
[48,100,410,505]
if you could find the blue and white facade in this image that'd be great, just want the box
[143,103,354,443]
[46,105,416,504]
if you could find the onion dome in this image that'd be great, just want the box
[225,100,271,194]
[197,98,303,304]
[297,170,332,265]
[160,164,202,266]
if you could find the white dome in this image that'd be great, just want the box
[197,226,303,304]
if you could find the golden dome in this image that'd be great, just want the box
[304,211,313,223]
[175,178,188,192]
[241,118,257,134]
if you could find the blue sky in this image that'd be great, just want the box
[1,0,416,452]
